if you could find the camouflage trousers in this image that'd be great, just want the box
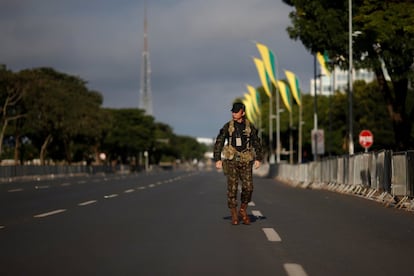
[225,160,254,208]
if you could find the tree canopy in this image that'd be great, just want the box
[0,66,207,166]
[282,0,414,150]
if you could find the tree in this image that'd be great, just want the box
[102,108,155,165]
[0,66,27,159]
[283,0,414,150]
[21,68,106,164]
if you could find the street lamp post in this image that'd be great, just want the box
[348,0,354,155]
[313,55,318,161]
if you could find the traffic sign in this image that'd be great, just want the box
[359,130,373,149]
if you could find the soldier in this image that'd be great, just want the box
[213,102,263,225]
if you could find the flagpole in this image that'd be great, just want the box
[269,92,275,164]
[298,103,302,163]
[289,89,293,164]
[276,84,281,164]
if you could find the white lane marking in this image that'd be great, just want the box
[77,180,86,184]
[78,200,97,206]
[148,184,156,188]
[8,188,23,193]
[252,210,263,218]
[0,225,5,229]
[35,185,50,190]
[104,194,118,199]
[137,186,146,190]
[248,201,256,206]
[124,189,134,193]
[284,263,308,276]
[262,228,282,242]
[61,183,71,187]
[34,209,66,218]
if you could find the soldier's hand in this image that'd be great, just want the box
[254,160,261,169]
[215,160,223,170]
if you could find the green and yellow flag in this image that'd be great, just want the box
[317,51,330,76]
[242,96,256,124]
[253,57,272,98]
[246,84,261,116]
[256,43,277,87]
[276,80,292,113]
[284,70,301,106]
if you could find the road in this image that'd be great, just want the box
[1,169,414,276]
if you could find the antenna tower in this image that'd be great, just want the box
[139,1,153,115]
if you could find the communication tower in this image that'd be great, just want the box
[139,1,153,115]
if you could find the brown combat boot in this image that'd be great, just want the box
[239,203,250,225]
[230,208,239,225]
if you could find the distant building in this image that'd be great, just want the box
[310,68,376,96]
[196,137,214,146]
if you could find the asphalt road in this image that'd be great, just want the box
[1,169,414,276]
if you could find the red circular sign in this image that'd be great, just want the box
[359,130,374,149]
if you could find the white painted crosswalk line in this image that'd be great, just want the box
[284,263,308,276]
[248,201,256,206]
[262,228,282,242]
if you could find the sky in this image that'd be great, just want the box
[1,0,314,139]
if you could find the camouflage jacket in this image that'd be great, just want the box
[213,119,263,162]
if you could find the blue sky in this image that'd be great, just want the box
[1,0,314,138]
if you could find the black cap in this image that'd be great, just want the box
[231,102,245,112]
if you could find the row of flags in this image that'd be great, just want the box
[242,42,302,124]
[242,42,327,125]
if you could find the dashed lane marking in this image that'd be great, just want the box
[252,210,263,218]
[148,184,156,188]
[8,188,23,193]
[124,189,135,193]
[34,209,66,218]
[137,186,146,190]
[104,194,118,199]
[61,183,71,187]
[284,263,308,276]
[35,185,50,190]
[262,228,282,242]
[78,200,97,206]
[0,225,5,229]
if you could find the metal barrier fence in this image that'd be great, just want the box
[273,150,414,211]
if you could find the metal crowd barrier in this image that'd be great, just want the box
[273,150,414,211]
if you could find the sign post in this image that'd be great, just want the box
[359,130,373,152]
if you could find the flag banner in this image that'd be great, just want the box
[284,70,301,106]
[256,43,277,86]
[246,84,261,115]
[242,97,256,124]
[253,57,272,98]
[317,51,330,76]
[276,80,292,113]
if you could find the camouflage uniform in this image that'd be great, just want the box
[213,118,263,208]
